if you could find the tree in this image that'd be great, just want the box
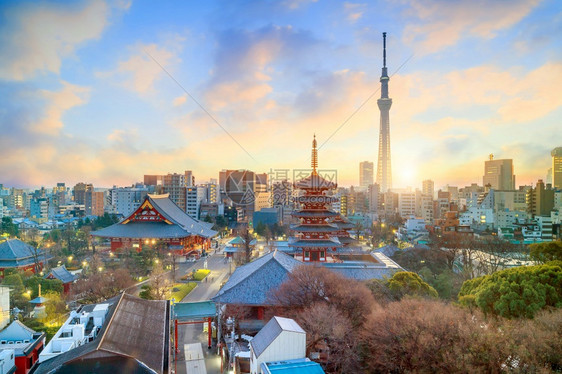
[25,240,43,274]
[269,265,375,373]
[362,298,512,373]
[71,268,134,303]
[1,217,18,237]
[146,262,170,300]
[530,241,562,264]
[2,273,27,309]
[270,265,375,329]
[458,262,562,319]
[366,271,438,303]
[473,236,522,275]
[234,227,253,266]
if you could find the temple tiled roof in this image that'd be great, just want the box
[0,239,50,268]
[288,239,343,248]
[212,250,404,306]
[290,224,339,232]
[212,251,301,306]
[92,194,217,239]
[45,265,76,284]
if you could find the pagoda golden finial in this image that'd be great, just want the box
[311,134,318,175]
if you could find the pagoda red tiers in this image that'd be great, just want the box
[91,194,217,254]
[289,136,343,262]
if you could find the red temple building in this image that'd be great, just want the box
[91,194,217,255]
[289,136,343,262]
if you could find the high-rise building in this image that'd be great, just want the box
[186,186,206,219]
[552,147,562,189]
[108,185,149,216]
[161,171,195,211]
[422,180,434,198]
[221,169,269,221]
[359,161,374,189]
[376,32,392,193]
[483,156,515,190]
[73,183,93,205]
[367,183,380,213]
[526,179,555,217]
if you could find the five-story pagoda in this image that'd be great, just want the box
[289,136,342,262]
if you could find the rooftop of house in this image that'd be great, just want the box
[44,265,77,284]
[262,358,325,374]
[35,293,170,374]
[251,316,305,358]
[0,320,45,356]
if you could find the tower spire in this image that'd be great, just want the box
[311,134,318,175]
[383,31,387,68]
[376,32,392,193]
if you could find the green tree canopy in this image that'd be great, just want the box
[367,271,438,303]
[529,241,562,264]
[458,262,562,319]
[387,271,439,299]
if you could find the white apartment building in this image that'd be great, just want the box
[39,303,110,363]
[108,186,149,216]
[186,186,206,219]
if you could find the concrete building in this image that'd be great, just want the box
[0,320,45,374]
[359,161,374,189]
[220,170,269,221]
[422,179,434,199]
[39,303,111,363]
[553,147,562,189]
[398,190,416,218]
[0,287,8,331]
[483,156,515,190]
[367,183,380,214]
[526,180,555,217]
[108,185,149,216]
[161,171,195,211]
[185,186,206,219]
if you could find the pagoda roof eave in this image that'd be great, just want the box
[290,224,339,232]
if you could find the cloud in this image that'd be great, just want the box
[344,2,366,22]
[0,1,110,80]
[33,81,90,135]
[282,0,318,10]
[172,95,188,107]
[98,42,182,95]
[402,0,540,54]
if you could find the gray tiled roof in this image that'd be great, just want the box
[375,244,401,257]
[213,250,404,306]
[0,239,49,268]
[45,265,76,284]
[34,293,169,374]
[212,251,301,305]
[250,316,305,358]
[149,195,217,238]
[91,221,191,239]
[288,239,343,248]
[92,194,217,239]
[0,239,37,260]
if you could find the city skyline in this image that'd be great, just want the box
[1,0,561,189]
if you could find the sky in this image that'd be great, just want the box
[1,0,561,190]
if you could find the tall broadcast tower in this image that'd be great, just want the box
[376,32,392,192]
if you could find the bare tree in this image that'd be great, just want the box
[71,268,134,303]
[148,262,170,300]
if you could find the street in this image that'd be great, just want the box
[173,245,231,374]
